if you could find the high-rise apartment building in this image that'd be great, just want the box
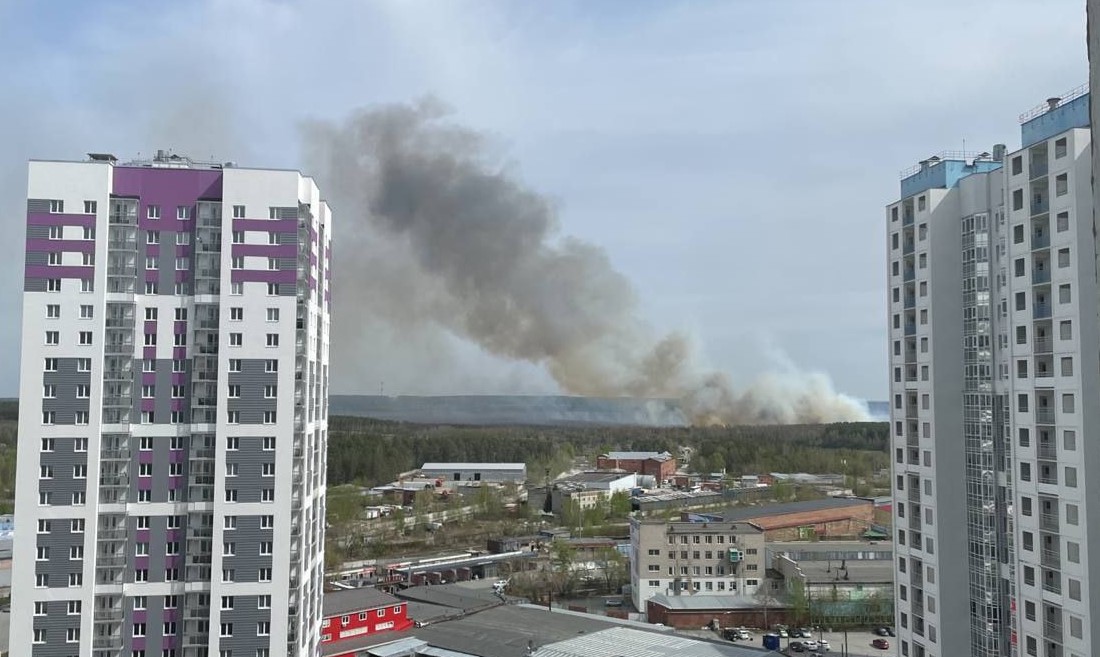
[10,152,332,657]
[888,87,1098,657]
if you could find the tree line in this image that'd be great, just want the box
[327,417,888,487]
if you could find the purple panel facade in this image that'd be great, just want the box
[26,212,96,228]
[24,265,93,279]
[230,270,297,284]
[112,166,223,208]
[25,238,96,253]
[231,244,297,258]
[232,218,298,232]
[172,347,186,360]
[146,244,160,257]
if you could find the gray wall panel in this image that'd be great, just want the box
[226,359,278,424]
[42,358,92,426]
[28,198,51,213]
[30,600,83,657]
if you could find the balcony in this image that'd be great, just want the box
[1032,199,1050,216]
[904,295,916,309]
[1038,442,1058,460]
[1034,304,1052,319]
[100,448,130,460]
[904,268,915,282]
[1043,620,1063,642]
[1041,548,1061,569]
[1041,570,1062,595]
[903,240,915,255]
[904,322,917,336]
[1038,468,1059,486]
[1036,408,1056,425]
[1034,337,1053,354]
[1033,233,1051,250]
[184,634,210,647]
[93,609,123,622]
[93,636,123,650]
[1031,162,1049,179]
[104,342,134,355]
[1040,512,1060,532]
[1033,269,1051,285]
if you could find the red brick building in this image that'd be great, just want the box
[596,451,676,481]
[645,592,791,629]
[321,587,414,657]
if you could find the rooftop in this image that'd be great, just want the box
[533,626,767,657]
[415,605,673,657]
[713,497,870,523]
[323,586,403,618]
[791,559,895,585]
[767,540,893,557]
[646,593,774,611]
[394,582,512,613]
[602,451,673,461]
[562,471,635,484]
[1019,84,1090,148]
[421,463,527,471]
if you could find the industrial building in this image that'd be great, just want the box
[530,471,637,515]
[628,516,765,610]
[9,152,332,657]
[888,83,1100,657]
[699,498,875,540]
[322,587,413,657]
[595,451,677,481]
[419,462,527,486]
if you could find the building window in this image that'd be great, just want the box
[233,205,245,218]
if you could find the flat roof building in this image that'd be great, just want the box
[419,463,527,485]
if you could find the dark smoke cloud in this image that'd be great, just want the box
[303,99,868,425]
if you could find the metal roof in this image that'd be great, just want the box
[323,587,404,617]
[532,626,767,657]
[646,593,771,611]
[603,451,672,461]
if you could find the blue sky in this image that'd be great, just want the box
[0,0,1088,400]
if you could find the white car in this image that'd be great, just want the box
[801,640,819,650]
[817,639,830,651]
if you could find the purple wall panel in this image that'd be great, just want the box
[132,611,148,624]
[137,477,152,491]
[145,244,160,257]
[171,373,187,385]
[230,269,297,284]
[172,347,186,360]
[144,270,158,283]
[138,451,154,464]
[231,243,297,258]
[174,270,189,283]
[135,529,150,542]
[173,321,187,334]
[144,321,157,334]
[24,264,92,279]
[25,238,96,253]
[175,244,192,257]
[141,373,156,386]
[232,218,298,232]
[170,399,186,412]
[26,212,96,228]
[112,166,223,213]
[143,347,156,360]
[140,399,155,412]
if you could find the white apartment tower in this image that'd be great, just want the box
[888,87,1100,657]
[10,152,332,657]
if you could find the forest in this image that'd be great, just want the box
[0,400,888,509]
[327,416,889,487]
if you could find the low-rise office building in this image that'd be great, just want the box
[322,587,414,657]
[596,451,677,481]
[629,517,766,610]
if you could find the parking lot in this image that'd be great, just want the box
[713,629,893,656]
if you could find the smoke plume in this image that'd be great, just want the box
[302,99,868,425]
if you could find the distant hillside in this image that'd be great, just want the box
[330,395,689,427]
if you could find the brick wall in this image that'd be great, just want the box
[645,600,791,629]
[749,503,874,540]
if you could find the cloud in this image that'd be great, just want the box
[0,0,1087,401]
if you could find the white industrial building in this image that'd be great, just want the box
[419,462,527,486]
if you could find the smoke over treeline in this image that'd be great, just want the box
[303,99,868,425]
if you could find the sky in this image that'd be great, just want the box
[0,0,1088,401]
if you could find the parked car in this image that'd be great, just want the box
[872,638,890,650]
[778,629,789,638]
[801,640,819,650]
[817,639,830,651]
[799,628,813,638]
[789,643,805,653]
[874,627,891,637]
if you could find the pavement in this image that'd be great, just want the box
[680,629,892,657]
